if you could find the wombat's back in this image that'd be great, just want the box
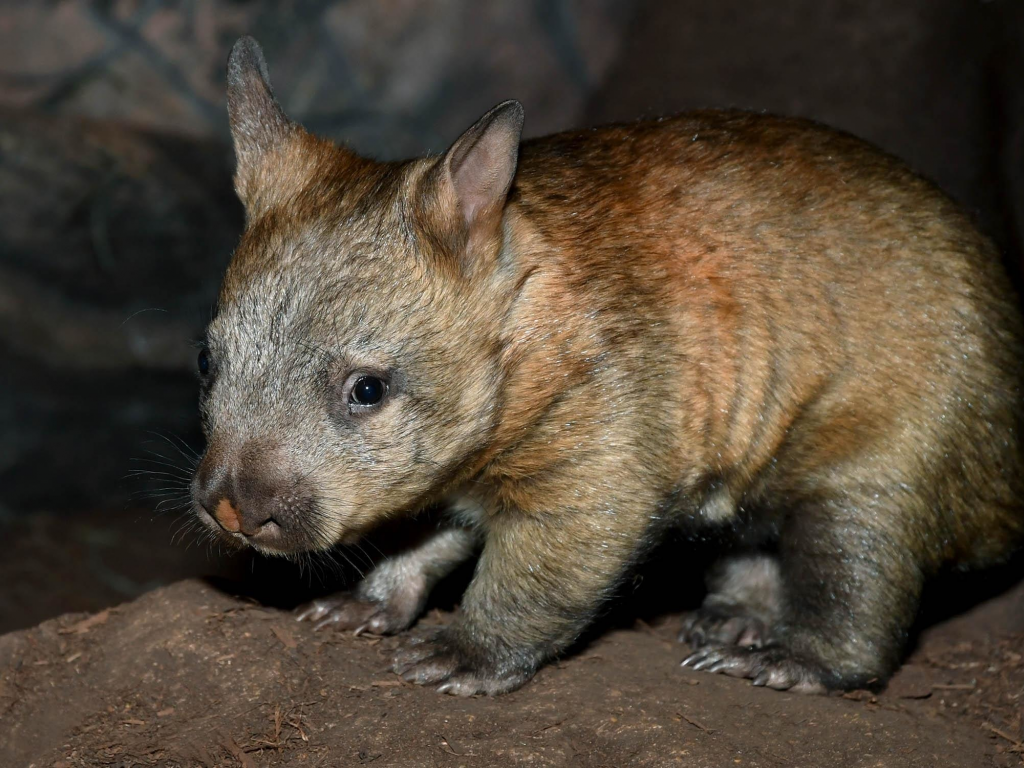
[510,110,1024,568]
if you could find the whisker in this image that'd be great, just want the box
[154,497,193,513]
[131,454,196,472]
[125,469,193,481]
[144,431,202,466]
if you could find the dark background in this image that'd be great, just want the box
[1,0,1022,634]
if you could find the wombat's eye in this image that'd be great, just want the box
[350,375,386,407]
[197,349,210,376]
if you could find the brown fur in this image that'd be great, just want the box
[192,38,1024,696]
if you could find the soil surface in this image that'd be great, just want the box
[3,570,1024,767]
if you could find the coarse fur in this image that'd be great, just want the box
[192,37,1024,696]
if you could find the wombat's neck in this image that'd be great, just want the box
[465,197,688,508]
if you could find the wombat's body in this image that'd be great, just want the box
[193,38,1024,695]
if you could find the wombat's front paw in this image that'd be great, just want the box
[681,644,827,694]
[392,628,533,696]
[295,593,413,635]
[678,606,769,649]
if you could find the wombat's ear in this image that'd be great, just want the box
[444,100,524,228]
[430,100,524,273]
[226,37,297,208]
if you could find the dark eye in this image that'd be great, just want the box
[197,348,210,376]
[350,375,386,406]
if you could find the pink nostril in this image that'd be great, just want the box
[213,498,277,538]
[214,499,242,532]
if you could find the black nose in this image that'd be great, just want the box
[207,495,275,537]
[193,439,318,552]
[195,466,281,539]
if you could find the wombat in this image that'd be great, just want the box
[191,37,1024,696]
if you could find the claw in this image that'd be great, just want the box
[294,600,330,623]
[685,650,717,671]
[295,592,415,636]
[679,643,828,695]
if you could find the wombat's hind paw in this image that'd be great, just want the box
[678,606,768,649]
[681,644,828,694]
[392,628,532,696]
[294,593,411,635]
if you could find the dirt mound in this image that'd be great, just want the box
[3,577,1023,767]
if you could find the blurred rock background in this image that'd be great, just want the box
[1,0,1022,632]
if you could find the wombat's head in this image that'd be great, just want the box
[191,38,525,555]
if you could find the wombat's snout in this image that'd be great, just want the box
[193,441,317,553]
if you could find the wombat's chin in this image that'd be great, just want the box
[249,540,305,557]
[245,533,331,558]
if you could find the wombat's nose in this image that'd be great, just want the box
[195,468,278,538]
[195,493,276,540]
[193,440,309,550]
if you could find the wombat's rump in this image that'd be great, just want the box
[192,37,1024,695]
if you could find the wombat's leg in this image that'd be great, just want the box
[392,509,643,696]
[679,552,782,649]
[296,526,477,635]
[683,497,924,693]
